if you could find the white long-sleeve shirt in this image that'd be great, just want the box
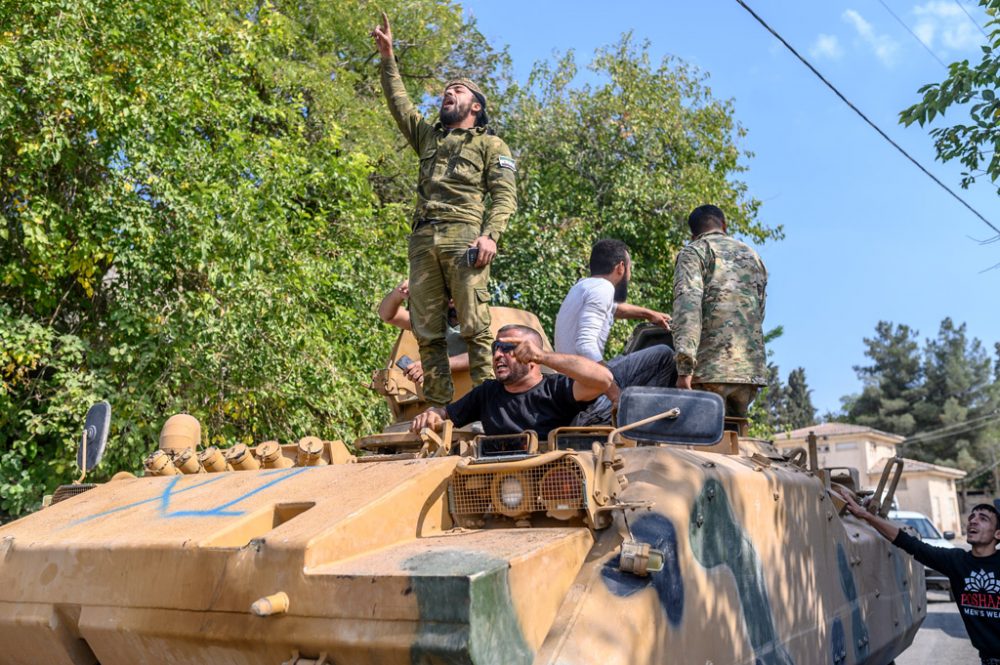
[554,277,617,361]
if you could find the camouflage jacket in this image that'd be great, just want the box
[380,57,517,238]
[671,231,767,384]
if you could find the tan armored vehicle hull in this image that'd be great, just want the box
[0,310,924,664]
[0,446,923,665]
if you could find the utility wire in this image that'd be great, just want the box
[900,410,1000,445]
[900,415,1000,446]
[962,456,1000,483]
[876,0,948,68]
[953,0,991,40]
[733,0,1000,239]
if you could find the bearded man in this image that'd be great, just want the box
[554,238,675,424]
[410,325,612,441]
[372,13,518,407]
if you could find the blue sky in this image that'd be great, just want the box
[462,0,999,416]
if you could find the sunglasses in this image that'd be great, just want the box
[491,341,518,355]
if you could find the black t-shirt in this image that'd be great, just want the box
[894,530,1000,658]
[445,374,593,440]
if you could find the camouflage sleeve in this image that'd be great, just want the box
[379,56,431,153]
[671,246,705,376]
[481,138,518,239]
[759,261,768,321]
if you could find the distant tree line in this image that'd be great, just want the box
[837,318,1000,491]
[748,317,999,498]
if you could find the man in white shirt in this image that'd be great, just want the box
[554,239,676,424]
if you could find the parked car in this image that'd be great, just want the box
[889,509,959,596]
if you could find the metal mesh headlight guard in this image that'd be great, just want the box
[448,451,588,519]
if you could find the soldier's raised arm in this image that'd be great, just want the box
[372,12,431,152]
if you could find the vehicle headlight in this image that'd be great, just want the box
[499,476,525,509]
[491,473,530,518]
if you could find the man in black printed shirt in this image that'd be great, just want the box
[841,492,1000,664]
[409,324,613,440]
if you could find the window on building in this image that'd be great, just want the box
[837,442,858,451]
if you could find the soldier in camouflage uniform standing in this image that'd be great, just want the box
[671,205,767,418]
[372,13,517,407]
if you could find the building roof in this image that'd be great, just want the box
[868,456,966,479]
[778,422,904,443]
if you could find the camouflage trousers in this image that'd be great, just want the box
[408,221,493,406]
[694,382,760,419]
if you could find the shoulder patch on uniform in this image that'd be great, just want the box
[498,155,516,171]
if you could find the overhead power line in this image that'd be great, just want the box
[876,0,948,68]
[953,0,991,40]
[733,0,1000,239]
[962,456,1000,484]
[900,410,1000,445]
[900,414,1000,447]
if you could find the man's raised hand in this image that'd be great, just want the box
[502,337,545,365]
[371,11,393,59]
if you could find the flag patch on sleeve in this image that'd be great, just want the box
[498,155,516,171]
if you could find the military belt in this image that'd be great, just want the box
[413,219,442,230]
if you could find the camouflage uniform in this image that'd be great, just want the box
[380,56,517,406]
[671,230,767,417]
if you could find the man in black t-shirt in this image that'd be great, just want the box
[409,324,613,440]
[841,492,1000,664]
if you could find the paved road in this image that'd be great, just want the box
[895,592,980,665]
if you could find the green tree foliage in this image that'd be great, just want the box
[899,0,1000,192]
[751,361,817,437]
[782,367,817,430]
[843,318,1000,480]
[0,0,484,517]
[0,3,776,518]
[847,322,924,435]
[909,319,998,471]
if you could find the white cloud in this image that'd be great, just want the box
[843,9,901,66]
[913,1,982,52]
[810,34,844,60]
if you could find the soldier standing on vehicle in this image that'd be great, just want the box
[671,205,767,418]
[840,493,1000,665]
[371,12,517,407]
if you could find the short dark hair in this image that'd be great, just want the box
[497,324,542,347]
[688,205,726,236]
[589,238,630,276]
[971,503,1000,529]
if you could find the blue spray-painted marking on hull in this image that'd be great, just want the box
[836,543,870,662]
[161,466,311,518]
[600,512,684,626]
[67,466,311,526]
[891,548,914,626]
[830,617,846,665]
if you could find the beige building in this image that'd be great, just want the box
[774,423,966,535]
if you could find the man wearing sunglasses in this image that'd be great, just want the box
[409,325,613,440]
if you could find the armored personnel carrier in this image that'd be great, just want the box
[0,308,923,665]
